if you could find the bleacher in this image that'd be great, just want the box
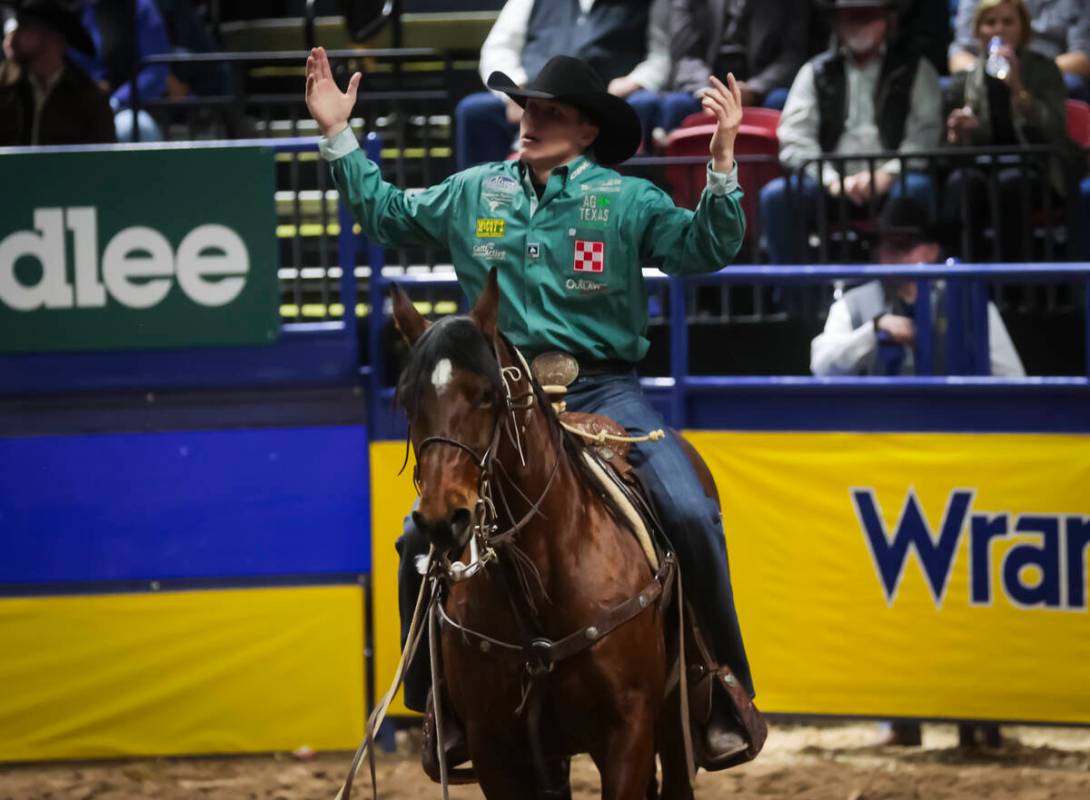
[104,1,1090,377]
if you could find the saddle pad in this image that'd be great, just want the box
[580,452,659,571]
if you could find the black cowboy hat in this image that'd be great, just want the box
[4,0,96,56]
[876,197,957,250]
[819,0,895,10]
[486,55,642,165]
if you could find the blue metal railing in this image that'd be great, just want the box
[369,263,1090,432]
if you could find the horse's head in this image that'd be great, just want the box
[392,269,505,553]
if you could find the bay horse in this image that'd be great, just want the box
[389,269,696,800]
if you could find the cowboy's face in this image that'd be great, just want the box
[834,8,889,57]
[519,98,600,167]
[9,17,60,64]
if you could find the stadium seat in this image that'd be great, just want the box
[679,107,781,135]
[664,122,782,252]
[1065,98,1090,146]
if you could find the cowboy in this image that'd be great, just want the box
[810,197,1025,377]
[0,0,115,146]
[305,48,754,765]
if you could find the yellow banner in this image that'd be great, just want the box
[0,586,365,761]
[372,432,1090,723]
[691,430,1090,723]
[371,441,422,717]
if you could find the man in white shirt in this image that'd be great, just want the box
[758,0,942,264]
[811,198,1026,377]
[455,0,670,169]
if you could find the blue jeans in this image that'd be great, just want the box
[114,108,162,143]
[1064,72,1090,104]
[454,89,662,170]
[759,171,935,264]
[397,371,755,711]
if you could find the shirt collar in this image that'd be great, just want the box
[517,153,594,190]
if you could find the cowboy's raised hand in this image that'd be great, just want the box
[703,73,743,173]
[305,46,361,138]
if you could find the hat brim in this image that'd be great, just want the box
[820,0,895,10]
[16,7,96,56]
[486,70,642,164]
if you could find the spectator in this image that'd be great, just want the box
[810,198,1025,376]
[758,0,942,265]
[156,0,229,99]
[68,0,171,141]
[949,0,1090,102]
[455,0,670,169]
[0,0,115,145]
[808,0,953,76]
[942,0,1084,261]
[661,0,810,132]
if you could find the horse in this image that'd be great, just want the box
[388,269,698,800]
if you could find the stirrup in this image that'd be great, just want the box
[421,690,477,784]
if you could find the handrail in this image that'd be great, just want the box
[373,262,1090,411]
[788,144,1080,263]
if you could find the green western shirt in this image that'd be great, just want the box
[320,127,745,363]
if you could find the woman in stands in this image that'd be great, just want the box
[942,0,1085,262]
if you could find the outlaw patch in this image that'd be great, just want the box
[566,277,608,294]
[475,218,505,238]
[573,240,605,273]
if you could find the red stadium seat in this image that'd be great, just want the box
[664,122,782,249]
[678,107,781,135]
[1065,98,1090,146]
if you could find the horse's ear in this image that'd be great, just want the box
[470,267,500,339]
[390,283,430,345]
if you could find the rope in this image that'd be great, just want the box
[559,420,667,445]
[334,547,435,800]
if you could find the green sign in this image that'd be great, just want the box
[0,147,280,352]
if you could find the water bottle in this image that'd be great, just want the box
[985,36,1010,80]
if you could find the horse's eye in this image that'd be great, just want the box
[478,392,494,409]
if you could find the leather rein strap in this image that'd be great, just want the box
[436,552,676,676]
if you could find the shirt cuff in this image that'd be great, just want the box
[706,161,739,196]
[318,126,360,162]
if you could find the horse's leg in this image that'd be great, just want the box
[656,693,695,800]
[471,748,544,800]
[590,714,657,800]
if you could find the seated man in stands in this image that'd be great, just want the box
[949,0,1090,103]
[758,0,941,264]
[811,198,1025,377]
[0,0,115,145]
[454,0,670,169]
[660,0,810,132]
[68,0,171,142]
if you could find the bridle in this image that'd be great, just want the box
[407,336,561,583]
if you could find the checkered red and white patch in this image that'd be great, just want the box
[573,240,604,273]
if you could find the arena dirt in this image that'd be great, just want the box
[2,722,1088,799]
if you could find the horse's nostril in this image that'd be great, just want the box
[450,507,472,542]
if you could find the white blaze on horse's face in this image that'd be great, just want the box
[431,358,453,396]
